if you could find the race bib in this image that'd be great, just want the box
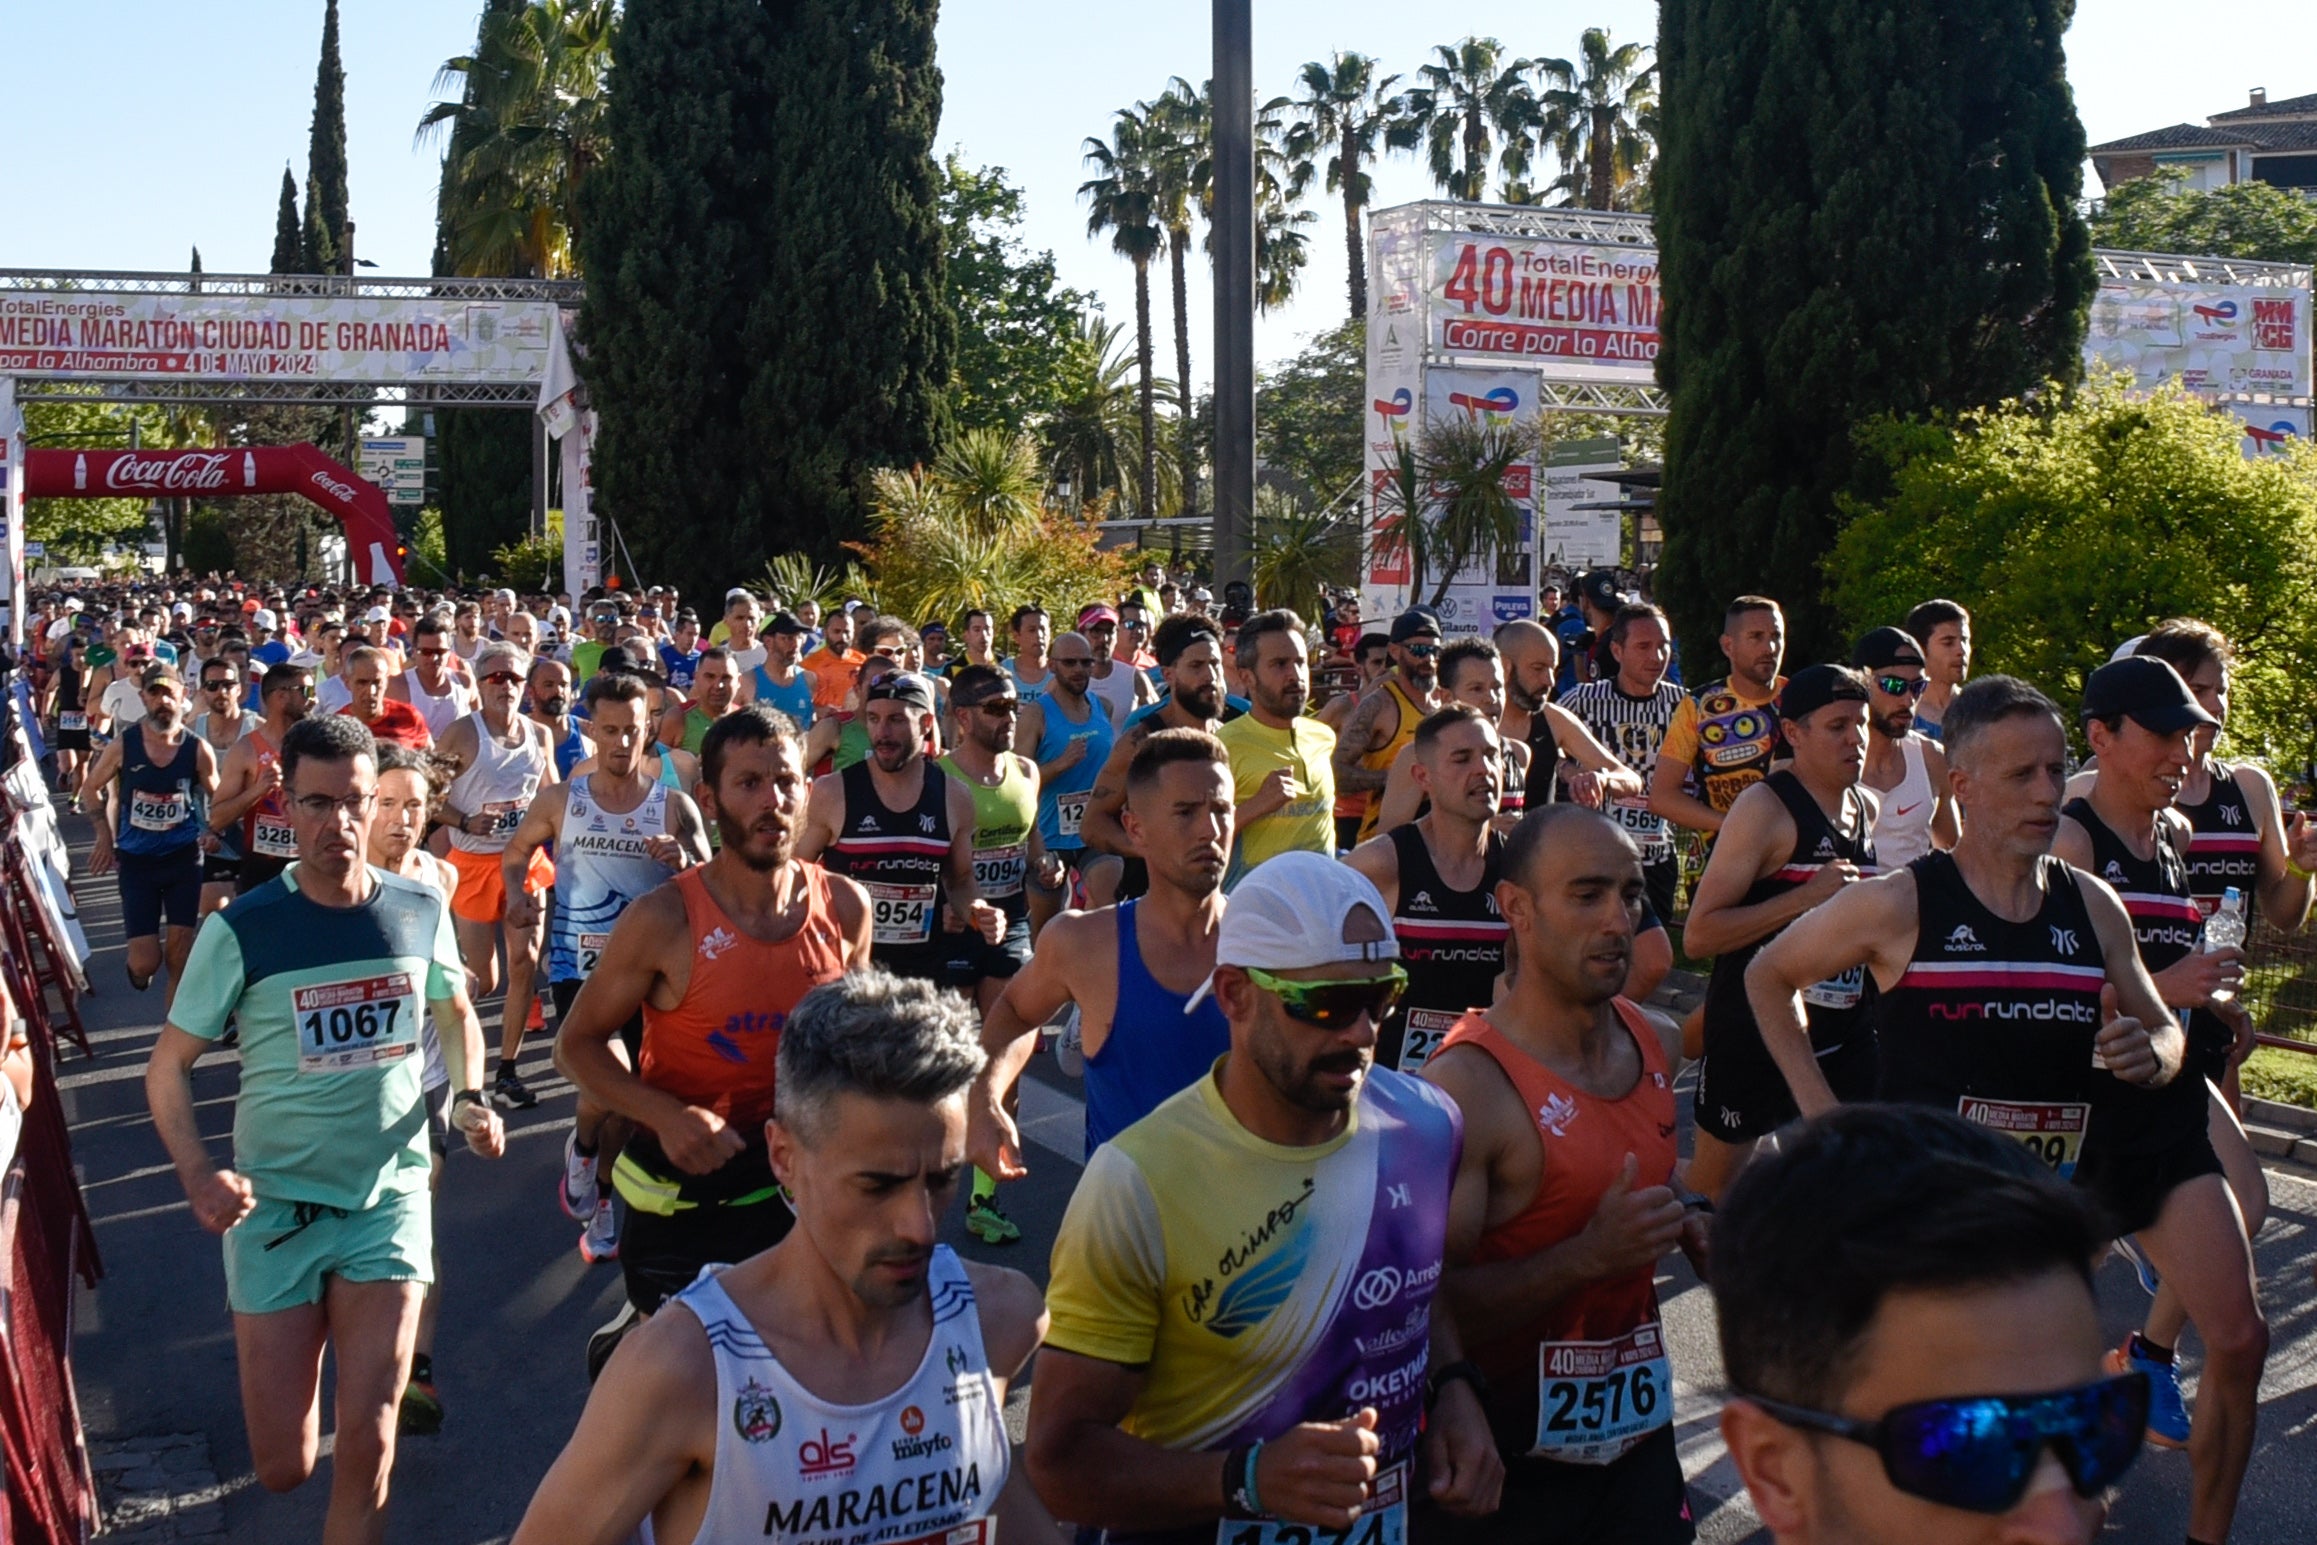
[868,880,938,945]
[577,931,611,978]
[1534,1321,1672,1465]
[128,787,189,833]
[1055,790,1091,840]
[56,711,85,731]
[252,812,299,859]
[1958,1097,2089,1181]
[484,800,524,840]
[972,842,1027,899]
[1396,1008,1461,1074]
[1801,964,1866,1011]
[295,971,423,1074]
[1608,798,1660,834]
[1219,1461,1406,1545]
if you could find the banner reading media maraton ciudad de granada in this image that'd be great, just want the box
[0,290,558,385]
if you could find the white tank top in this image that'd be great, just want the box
[407,671,470,740]
[1086,660,1139,725]
[548,774,676,986]
[1870,735,1937,867]
[651,1246,1008,1545]
[444,711,548,854]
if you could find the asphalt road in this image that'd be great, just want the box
[49,823,2317,1543]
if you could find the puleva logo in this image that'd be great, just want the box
[1491,595,1534,623]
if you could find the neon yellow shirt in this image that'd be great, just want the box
[1215,712,1336,887]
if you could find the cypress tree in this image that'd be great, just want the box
[271,166,303,274]
[1652,0,2094,664]
[301,0,348,274]
[577,0,953,597]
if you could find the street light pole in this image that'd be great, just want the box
[1210,0,1255,591]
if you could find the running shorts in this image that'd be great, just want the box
[444,844,554,925]
[223,1188,433,1316]
[944,915,1033,985]
[236,853,291,895]
[1694,1029,1878,1145]
[612,1137,793,1313]
[2075,1123,2226,1239]
[1413,1424,1694,1545]
[201,851,240,887]
[550,978,642,1065]
[425,1083,451,1159]
[117,847,202,937]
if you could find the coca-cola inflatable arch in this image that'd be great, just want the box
[24,444,404,584]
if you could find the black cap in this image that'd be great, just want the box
[1852,626,1926,672]
[761,611,807,637]
[603,640,665,683]
[1778,664,1872,723]
[1389,607,1443,645]
[1578,569,1626,613]
[2082,656,2218,734]
[862,671,937,713]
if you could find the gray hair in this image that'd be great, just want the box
[475,640,530,679]
[774,970,987,1142]
[1943,675,2061,770]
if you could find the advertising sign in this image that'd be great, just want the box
[1541,436,1625,569]
[1427,234,1659,385]
[0,290,558,385]
[2226,401,2311,457]
[2087,281,2310,397]
[358,437,427,505]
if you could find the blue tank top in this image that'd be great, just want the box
[658,642,701,692]
[1034,691,1115,853]
[1083,899,1231,1156]
[554,722,590,780]
[116,726,206,858]
[751,663,816,729]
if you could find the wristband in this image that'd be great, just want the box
[451,1088,486,1113]
[1223,1439,1265,1518]
[2290,859,2316,881]
[1426,1358,1487,1411]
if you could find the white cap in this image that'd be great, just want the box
[252,608,278,631]
[1183,851,1398,1012]
[725,586,755,604]
[171,600,193,618]
[365,604,391,623]
[2110,633,2147,664]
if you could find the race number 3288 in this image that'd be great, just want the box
[295,972,421,1074]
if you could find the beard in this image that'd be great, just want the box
[715,806,796,871]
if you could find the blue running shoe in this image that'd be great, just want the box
[2105,1339,2189,1449]
[2114,1234,2161,1297]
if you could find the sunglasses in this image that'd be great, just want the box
[1402,641,1441,659]
[1243,963,1408,1028]
[976,698,1022,717]
[482,670,524,686]
[416,647,450,659]
[202,680,236,693]
[1876,674,1931,699]
[1054,655,1095,668]
[1746,1374,2147,1515]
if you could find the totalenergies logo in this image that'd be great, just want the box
[2193,301,2240,324]
[1447,387,1520,417]
[1372,387,1412,420]
[2246,420,2298,454]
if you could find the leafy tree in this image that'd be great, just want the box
[577,0,953,597]
[940,159,1098,435]
[1532,29,1656,211]
[2088,174,2317,265]
[1394,38,1535,202]
[855,452,1131,630]
[1251,487,1359,619]
[1373,416,1525,606]
[1081,108,1165,520]
[301,0,348,273]
[1257,318,1364,504]
[271,166,303,273]
[21,400,188,563]
[1654,0,2095,666]
[1282,54,1402,319]
[1829,376,2317,764]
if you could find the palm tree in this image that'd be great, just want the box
[420,0,615,276]
[1041,316,1139,513]
[1533,30,1656,212]
[1372,417,1526,605]
[1082,109,1167,521]
[1282,54,1403,319]
[1150,79,1208,519]
[1394,38,1535,203]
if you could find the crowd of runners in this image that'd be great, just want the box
[12,559,2305,1545]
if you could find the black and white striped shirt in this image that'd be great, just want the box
[1558,677,1688,857]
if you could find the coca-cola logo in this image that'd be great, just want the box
[308,470,359,504]
[105,452,233,493]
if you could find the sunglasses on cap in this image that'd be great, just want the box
[1744,1373,2148,1515]
[1243,963,1408,1028]
[1875,674,1931,699]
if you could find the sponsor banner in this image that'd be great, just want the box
[2087,280,2310,397]
[1429,234,1659,385]
[2226,401,2310,458]
[0,290,557,385]
[1542,436,1624,569]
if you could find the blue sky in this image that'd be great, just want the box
[8,1,2313,378]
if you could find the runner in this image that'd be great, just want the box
[339,646,433,750]
[1332,607,1442,844]
[44,632,95,797]
[1002,603,1054,703]
[1024,852,1500,1540]
[660,646,743,756]
[945,607,1000,679]
[83,665,219,1009]
[1559,603,1689,923]
[935,665,1056,1245]
[1494,621,1637,810]
[1318,631,1391,851]
[1682,666,1881,1202]
[1015,633,1115,933]
[514,970,1049,1545]
[800,605,863,715]
[191,656,262,917]
[436,642,559,1109]
[655,608,703,695]
[1080,615,1233,905]
[1215,609,1335,886]
[795,672,1000,981]
[1080,603,1151,722]
[1419,806,1706,1544]
[387,613,477,741]
[528,656,597,779]
[554,704,870,1336]
[143,714,506,1542]
[1852,627,1958,866]
[211,661,313,896]
[738,612,816,726]
[1646,596,1788,838]
[1903,599,1972,742]
[968,727,1235,1175]
[504,672,713,1264]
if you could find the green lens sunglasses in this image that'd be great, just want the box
[1244,963,1409,1028]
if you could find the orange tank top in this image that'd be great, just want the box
[1437,999,1678,1463]
[1355,677,1427,842]
[639,863,849,1129]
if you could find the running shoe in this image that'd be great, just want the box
[492,1068,539,1110]
[2113,1234,2161,1297]
[965,1194,1022,1245]
[580,1199,620,1263]
[2104,1338,2190,1449]
[560,1130,597,1220]
[397,1377,444,1437]
[587,1301,641,1385]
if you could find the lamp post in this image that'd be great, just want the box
[1210,0,1254,591]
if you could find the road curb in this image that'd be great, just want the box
[2245,1094,2317,1182]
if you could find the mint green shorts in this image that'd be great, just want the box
[222,1190,433,1316]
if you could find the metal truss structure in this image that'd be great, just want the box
[2093,249,2312,290]
[1395,198,1655,250]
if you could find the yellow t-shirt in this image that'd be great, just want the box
[1656,675,1785,816]
[1215,712,1336,887]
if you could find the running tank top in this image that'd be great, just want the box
[2180,763,2261,920]
[1878,852,2108,1180]
[1087,660,1139,724]
[1437,1001,1677,1464]
[752,663,817,729]
[1869,736,1937,867]
[2063,798,2210,1153]
[55,665,86,728]
[1034,693,1115,853]
[1520,706,1559,807]
[445,712,548,854]
[1081,899,1232,1156]
[681,705,715,756]
[1702,771,1881,1063]
[116,728,205,858]
[657,1246,1008,1545]
[1355,678,1427,842]
[938,754,1035,924]
[825,761,952,956]
[549,775,677,985]
[1382,824,1507,1075]
[405,672,467,740]
[239,728,298,861]
[553,720,590,781]
[196,711,260,862]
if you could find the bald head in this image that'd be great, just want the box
[1050,631,1096,699]
[1493,619,1560,714]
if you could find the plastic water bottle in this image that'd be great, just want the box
[2205,887,2246,1004]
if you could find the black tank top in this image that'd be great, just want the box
[826,760,952,956]
[2062,798,2209,1153]
[1702,771,1879,1058]
[2177,763,2258,1074]
[56,665,86,713]
[1381,823,1507,1074]
[1880,852,2107,1180]
[1522,708,1559,807]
